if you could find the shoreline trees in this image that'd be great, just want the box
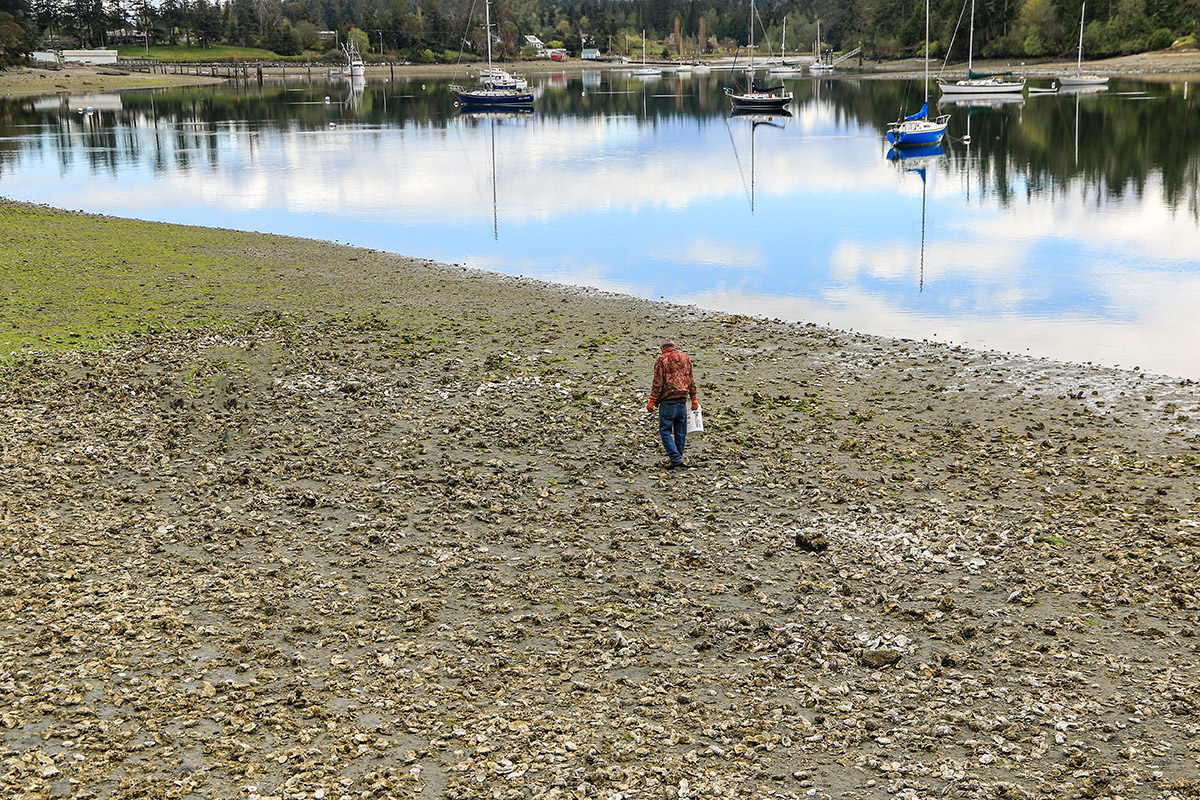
[9,0,1197,65]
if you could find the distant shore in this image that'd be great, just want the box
[3,45,1198,99]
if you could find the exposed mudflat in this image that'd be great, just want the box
[2,205,1199,799]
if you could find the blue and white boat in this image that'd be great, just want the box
[887,102,950,146]
[887,0,949,147]
[450,0,533,109]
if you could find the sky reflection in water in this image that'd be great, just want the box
[2,74,1198,379]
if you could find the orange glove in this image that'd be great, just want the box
[646,400,656,412]
[691,400,699,411]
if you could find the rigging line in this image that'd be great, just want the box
[939,0,971,77]
[727,20,748,92]
[453,0,482,80]
[449,116,489,204]
[723,116,753,209]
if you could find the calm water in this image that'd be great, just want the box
[2,71,1198,378]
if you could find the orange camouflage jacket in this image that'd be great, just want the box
[649,349,697,403]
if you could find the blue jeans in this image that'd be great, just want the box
[658,399,688,463]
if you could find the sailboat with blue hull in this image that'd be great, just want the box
[888,102,949,146]
[887,0,949,147]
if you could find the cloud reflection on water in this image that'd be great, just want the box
[1,77,1198,379]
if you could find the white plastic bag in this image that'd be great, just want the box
[687,405,704,433]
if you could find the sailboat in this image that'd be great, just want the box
[769,18,806,76]
[937,0,1024,94]
[809,20,834,74]
[725,0,793,111]
[887,0,950,147]
[480,66,527,90]
[1059,2,1109,87]
[450,0,534,108]
[691,33,712,72]
[632,31,661,77]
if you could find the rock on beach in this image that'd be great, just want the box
[2,232,1200,799]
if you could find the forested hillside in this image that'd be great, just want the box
[4,0,1196,66]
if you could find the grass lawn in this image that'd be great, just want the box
[114,44,305,61]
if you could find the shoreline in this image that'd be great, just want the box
[3,201,1200,797]
[2,46,1198,99]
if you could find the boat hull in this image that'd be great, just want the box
[450,86,535,108]
[886,114,950,147]
[726,88,793,111]
[937,77,1025,94]
[1058,75,1108,86]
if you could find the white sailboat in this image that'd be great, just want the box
[480,66,527,90]
[632,31,661,77]
[1059,3,1109,87]
[769,18,806,76]
[725,0,793,111]
[809,20,834,73]
[937,0,1024,94]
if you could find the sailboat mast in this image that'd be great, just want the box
[1077,2,1086,72]
[924,0,930,103]
[749,0,755,73]
[485,0,493,68]
[967,0,975,74]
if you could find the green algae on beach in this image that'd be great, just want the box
[1,200,347,359]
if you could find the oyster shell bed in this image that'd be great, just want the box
[3,259,1199,800]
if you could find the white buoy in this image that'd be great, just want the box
[324,96,331,103]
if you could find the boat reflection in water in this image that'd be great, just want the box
[887,143,945,292]
[459,108,534,240]
[728,108,792,213]
[937,92,1025,110]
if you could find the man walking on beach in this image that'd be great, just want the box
[646,338,699,469]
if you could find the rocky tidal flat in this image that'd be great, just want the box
[3,213,1200,799]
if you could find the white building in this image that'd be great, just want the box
[63,49,119,64]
